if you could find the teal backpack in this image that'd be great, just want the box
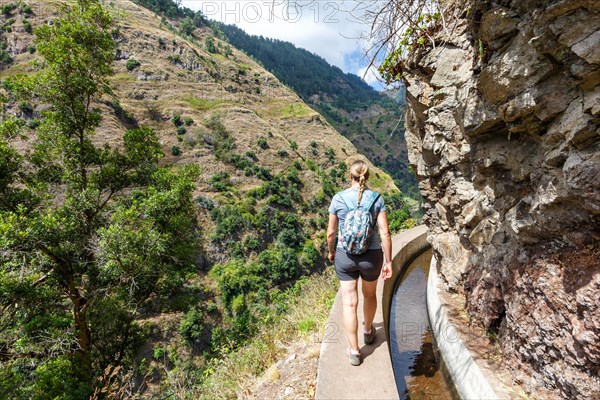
[339,191,380,255]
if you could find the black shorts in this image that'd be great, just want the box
[334,249,384,282]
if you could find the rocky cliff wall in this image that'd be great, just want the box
[402,0,599,398]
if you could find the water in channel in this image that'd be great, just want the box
[389,248,453,400]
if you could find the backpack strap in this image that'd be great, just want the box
[361,191,380,211]
[338,190,379,212]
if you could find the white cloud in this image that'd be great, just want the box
[181,1,376,77]
[356,65,380,86]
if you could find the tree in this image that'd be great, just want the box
[205,36,217,53]
[0,1,199,396]
[179,16,195,36]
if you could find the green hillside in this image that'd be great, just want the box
[218,23,419,198]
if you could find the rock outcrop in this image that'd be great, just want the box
[401,0,600,398]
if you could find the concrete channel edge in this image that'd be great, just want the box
[427,254,500,400]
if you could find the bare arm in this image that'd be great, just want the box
[327,214,338,262]
[377,211,393,280]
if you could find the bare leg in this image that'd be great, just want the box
[340,279,359,351]
[362,279,378,332]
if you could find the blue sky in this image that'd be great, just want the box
[181,1,385,89]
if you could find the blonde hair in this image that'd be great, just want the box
[350,160,370,206]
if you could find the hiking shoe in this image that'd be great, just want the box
[364,325,376,345]
[347,347,361,366]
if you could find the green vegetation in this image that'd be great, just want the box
[257,137,268,149]
[379,11,441,84]
[22,19,32,34]
[205,36,217,53]
[22,4,32,16]
[219,23,382,112]
[218,22,419,198]
[109,99,137,125]
[0,2,199,397]
[171,112,182,126]
[179,16,195,36]
[133,0,207,24]
[1,4,15,16]
[186,97,232,111]
[125,58,141,71]
[259,101,314,119]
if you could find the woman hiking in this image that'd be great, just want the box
[327,159,393,366]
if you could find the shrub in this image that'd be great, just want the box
[153,346,165,360]
[195,195,214,210]
[209,171,231,192]
[27,118,40,129]
[171,113,182,126]
[326,147,335,163]
[23,19,32,33]
[310,140,317,148]
[179,16,195,36]
[255,166,272,181]
[176,126,186,135]
[300,240,320,268]
[205,36,217,53]
[243,235,261,252]
[184,116,194,126]
[33,356,91,399]
[167,54,180,64]
[179,308,204,345]
[276,228,303,248]
[1,4,15,16]
[109,99,136,125]
[289,140,298,150]
[22,4,33,15]
[125,58,140,71]
[26,44,35,54]
[258,247,299,284]
[257,137,268,149]
[277,149,288,157]
[210,259,264,307]
[18,101,33,115]
[171,146,181,156]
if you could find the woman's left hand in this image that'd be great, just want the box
[328,251,335,263]
[381,261,393,281]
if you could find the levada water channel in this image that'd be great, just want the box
[389,248,454,399]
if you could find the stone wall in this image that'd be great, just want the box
[402,0,599,398]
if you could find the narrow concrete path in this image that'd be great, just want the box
[315,226,428,400]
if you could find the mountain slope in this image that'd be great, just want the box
[0,1,408,398]
[217,23,419,198]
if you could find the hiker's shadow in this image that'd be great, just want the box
[360,321,386,359]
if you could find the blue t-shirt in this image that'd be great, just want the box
[328,188,386,250]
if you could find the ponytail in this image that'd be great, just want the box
[357,175,366,206]
[350,159,370,206]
